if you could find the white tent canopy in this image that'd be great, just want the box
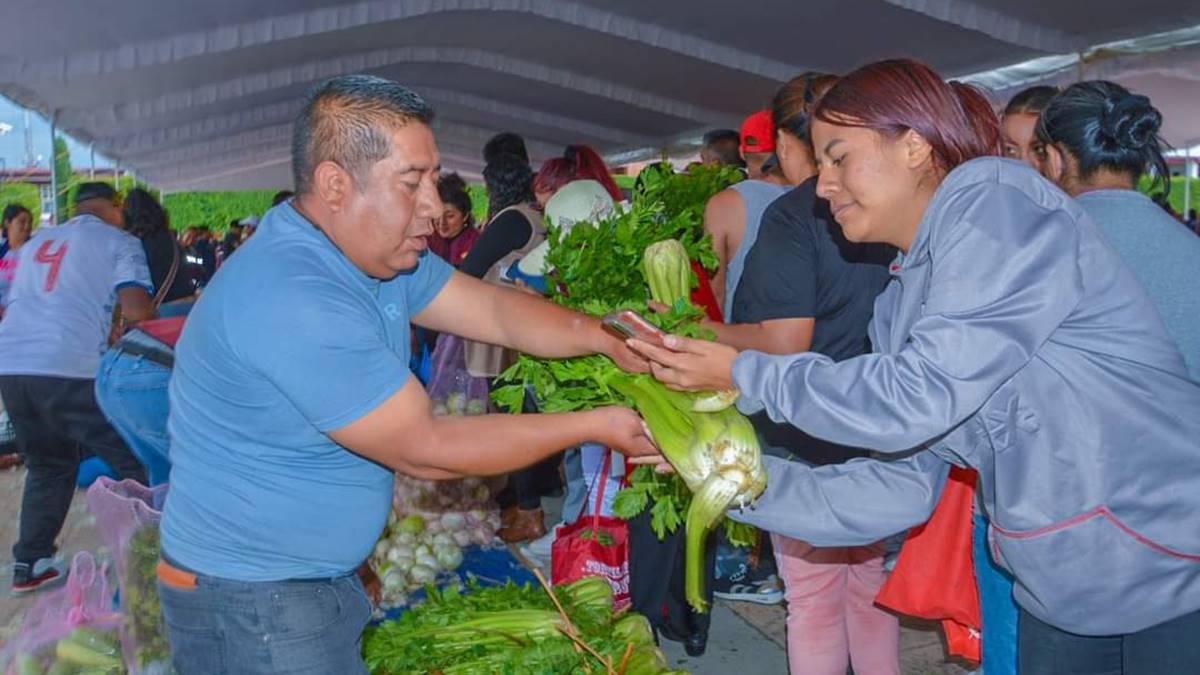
[2,1,1198,191]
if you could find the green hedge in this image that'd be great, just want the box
[0,183,41,223]
[1139,175,1200,216]
[163,191,277,232]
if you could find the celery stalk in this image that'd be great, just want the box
[684,474,741,612]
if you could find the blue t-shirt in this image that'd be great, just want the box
[161,202,453,581]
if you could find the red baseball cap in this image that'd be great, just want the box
[740,110,775,154]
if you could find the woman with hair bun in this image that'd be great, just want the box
[1037,80,1200,378]
[630,59,1200,674]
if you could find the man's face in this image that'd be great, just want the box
[335,123,442,279]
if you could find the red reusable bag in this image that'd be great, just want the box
[689,262,723,322]
[875,465,982,663]
[551,451,631,611]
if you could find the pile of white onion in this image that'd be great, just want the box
[369,475,502,609]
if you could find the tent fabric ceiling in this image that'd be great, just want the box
[2,1,1198,190]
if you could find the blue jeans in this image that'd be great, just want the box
[158,560,372,675]
[973,513,1018,675]
[95,340,172,487]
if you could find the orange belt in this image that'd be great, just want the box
[156,558,198,591]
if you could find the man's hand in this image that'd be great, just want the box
[586,406,661,462]
[627,334,738,392]
[602,336,651,374]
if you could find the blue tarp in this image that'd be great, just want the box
[379,544,538,621]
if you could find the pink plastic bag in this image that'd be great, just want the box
[1,551,125,674]
[427,333,491,416]
[85,477,171,674]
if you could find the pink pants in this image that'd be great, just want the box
[772,534,900,675]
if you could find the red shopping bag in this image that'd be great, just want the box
[689,262,723,322]
[875,465,981,663]
[551,451,631,611]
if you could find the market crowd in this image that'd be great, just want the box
[0,56,1198,675]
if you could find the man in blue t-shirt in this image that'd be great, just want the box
[157,76,658,674]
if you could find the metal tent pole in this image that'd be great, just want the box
[48,111,58,224]
[1184,147,1193,220]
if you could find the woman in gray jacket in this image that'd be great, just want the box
[629,59,1200,675]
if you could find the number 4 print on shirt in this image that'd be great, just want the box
[35,240,69,292]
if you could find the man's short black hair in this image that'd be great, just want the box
[483,132,529,166]
[702,129,740,147]
[292,74,434,196]
[74,181,117,205]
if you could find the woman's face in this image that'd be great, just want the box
[534,187,554,208]
[436,204,468,239]
[812,119,933,251]
[4,211,32,248]
[1001,112,1047,172]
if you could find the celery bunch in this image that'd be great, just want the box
[363,577,681,674]
[607,373,766,612]
[492,164,762,613]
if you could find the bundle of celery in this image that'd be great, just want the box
[493,166,766,612]
[362,577,685,674]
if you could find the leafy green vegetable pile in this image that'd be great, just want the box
[362,577,684,674]
[491,165,762,605]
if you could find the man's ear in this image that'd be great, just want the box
[313,161,351,212]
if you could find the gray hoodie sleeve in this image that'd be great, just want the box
[729,451,951,546]
[732,182,1085,453]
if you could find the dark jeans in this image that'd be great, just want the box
[1018,606,1200,675]
[0,375,146,563]
[158,559,372,675]
[627,504,715,649]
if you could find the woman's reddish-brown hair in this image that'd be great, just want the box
[813,59,1002,173]
[532,144,622,201]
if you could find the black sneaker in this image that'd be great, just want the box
[713,575,785,604]
[713,533,785,605]
[12,559,65,594]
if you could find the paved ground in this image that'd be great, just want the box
[0,467,973,674]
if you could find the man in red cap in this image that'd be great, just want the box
[705,110,791,316]
[739,109,779,180]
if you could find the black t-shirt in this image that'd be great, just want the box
[190,238,217,278]
[141,229,197,304]
[732,178,894,465]
[458,209,534,279]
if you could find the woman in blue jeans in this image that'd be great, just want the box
[96,327,178,487]
[95,189,197,487]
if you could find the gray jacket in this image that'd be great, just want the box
[729,158,1200,636]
